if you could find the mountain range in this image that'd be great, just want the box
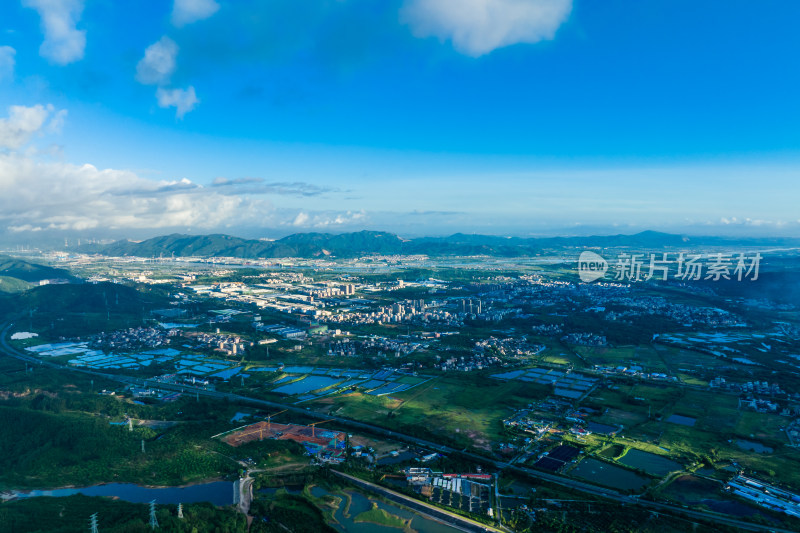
[74,230,800,259]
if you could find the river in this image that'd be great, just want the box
[6,481,235,505]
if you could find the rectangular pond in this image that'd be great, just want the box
[617,449,682,476]
[272,375,343,395]
[666,414,696,426]
[570,458,650,491]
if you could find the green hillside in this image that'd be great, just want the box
[0,255,72,283]
[0,275,33,294]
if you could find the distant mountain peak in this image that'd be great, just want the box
[74,230,796,259]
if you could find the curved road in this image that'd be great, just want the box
[0,322,793,533]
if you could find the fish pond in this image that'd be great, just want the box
[617,449,682,476]
[569,458,650,491]
[272,375,343,395]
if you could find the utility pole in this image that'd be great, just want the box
[177,503,183,519]
[89,513,99,533]
[148,500,159,529]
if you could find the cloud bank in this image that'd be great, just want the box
[0,104,363,235]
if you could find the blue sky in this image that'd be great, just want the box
[0,0,799,240]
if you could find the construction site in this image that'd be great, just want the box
[220,416,347,460]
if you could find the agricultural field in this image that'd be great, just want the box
[313,374,551,450]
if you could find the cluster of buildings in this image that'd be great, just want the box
[405,468,494,516]
[190,276,337,318]
[593,365,673,382]
[474,336,546,358]
[295,282,355,298]
[435,352,503,372]
[255,322,307,340]
[502,400,605,458]
[725,475,800,518]
[322,299,463,327]
[190,330,252,356]
[710,377,786,396]
[740,398,781,413]
[531,323,563,336]
[560,332,607,346]
[358,336,423,358]
[89,326,175,351]
[787,420,800,447]
[327,338,357,357]
[324,336,423,359]
[604,296,744,328]
[502,409,554,437]
[708,378,800,415]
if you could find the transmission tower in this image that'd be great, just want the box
[177,503,183,519]
[148,500,159,529]
[89,513,99,533]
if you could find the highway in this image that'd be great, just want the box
[1,321,795,533]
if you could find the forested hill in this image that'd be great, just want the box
[0,255,73,283]
[0,255,75,293]
[75,230,800,259]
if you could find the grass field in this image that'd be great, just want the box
[313,374,551,450]
[577,376,800,490]
[573,345,667,370]
[354,502,409,529]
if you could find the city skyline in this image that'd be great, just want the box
[1,0,799,241]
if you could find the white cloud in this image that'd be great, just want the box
[0,153,255,231]
[0,103,370,235]
[211,177,338,197]
[137,38,200,117]
[292,212,310,226]
[22,0,86,65]
[171,0,220,27]
[156,86,199,119]
[0,46,15,81]
[0,104,61,149]
[136,36,179,85]
[287,210,367,228]
[401,0,572,57]
[46,109,68,134]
